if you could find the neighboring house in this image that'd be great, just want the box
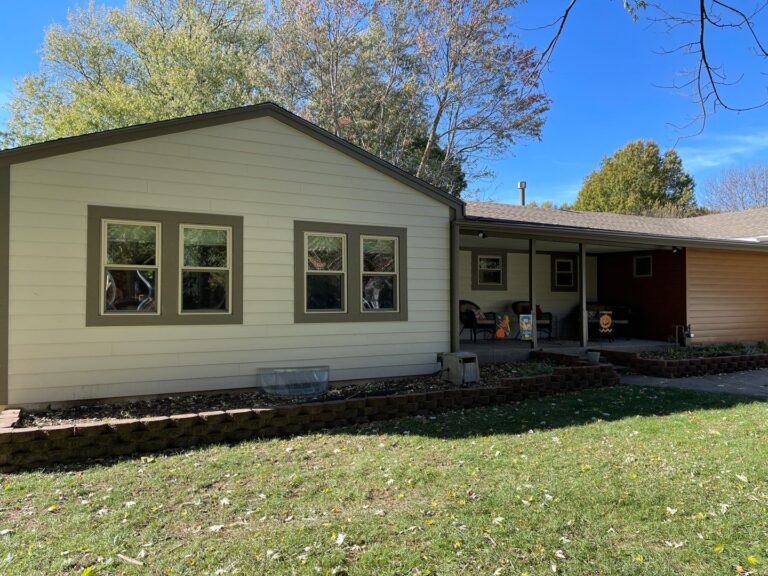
[1,102,767,405]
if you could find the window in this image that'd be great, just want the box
[294,221,407,323]
[87,206,243,326]
[634,255,652,277]
[305,232,346,312]
[477,255,503,286]
[180,225,231,314]
[470,250,507,291]
[551,254,577,291]
[102,220,160,314]
[362,236,398,312]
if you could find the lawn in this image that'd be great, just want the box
[1,385,767,575]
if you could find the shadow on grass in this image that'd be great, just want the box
[341,384,767,440]
[29,385,766,474]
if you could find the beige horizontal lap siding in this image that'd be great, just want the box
[458,251,598,321]
[686,248,768,343]
[7,116,451,404]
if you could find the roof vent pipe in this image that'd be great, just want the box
[518,181,527,206]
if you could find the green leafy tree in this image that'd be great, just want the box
[572,140,697,216]
[4,0,269,147]
[2,0,546,197]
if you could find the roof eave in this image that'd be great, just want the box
[461,216,768,251]
[0,102,464,212]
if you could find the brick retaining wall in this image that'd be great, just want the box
[599,349,768,378]
[0,364,619,472]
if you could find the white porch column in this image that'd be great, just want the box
[529,238,538,349]
[579,242,588,348]
[450,222,460,352]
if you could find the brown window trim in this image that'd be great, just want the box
[86,205,243,326]
[294,221,408,323]
[550,253,578,292]
[633,254,653,278]
[470,249,508,291]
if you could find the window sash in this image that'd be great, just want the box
[305,232,347,313]
[553,258,575,288]
[179,224,232,314]
[361,235,398,312]
[101,219,161,315]
[477,255,503,285]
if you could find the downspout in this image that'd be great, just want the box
[450,215,460,352]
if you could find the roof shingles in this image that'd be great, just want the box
[465,201,768,242]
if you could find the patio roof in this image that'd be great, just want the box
[464,202,768,247]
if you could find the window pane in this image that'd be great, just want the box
[363,275,396,310]
[104,269,157,313]
[182,271,228,312]
[306,274,344,310]
[363,238,396,272]
[556,272,574,287]
[184,227,228,268]
[556,260,573,273]
[478,256,501,271]
[635,257,652,276]
[479,269,502,285]
[307,235,344,271]
[106,223,157,265]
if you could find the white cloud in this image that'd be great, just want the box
[676,131,768,171]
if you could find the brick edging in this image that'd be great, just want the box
[0,365,619,472]
[598,349,768,378]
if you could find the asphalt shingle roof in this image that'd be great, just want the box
[465,202,768,242]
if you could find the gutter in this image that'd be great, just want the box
[460,216,768,252]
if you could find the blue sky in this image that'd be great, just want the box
[2,1,768,206]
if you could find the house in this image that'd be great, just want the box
[1,102,767,405]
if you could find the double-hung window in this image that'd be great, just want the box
[294,221,407,322]
[551,254,577,292]
[362,236,398,312]
[180,225,232,313]
[102,220,160,314]
[304,232,347,312]
[470,250,506,291]
[87,206,242,326]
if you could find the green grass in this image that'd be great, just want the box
[2,385,767,575]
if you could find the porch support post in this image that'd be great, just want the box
[529,238,538,349]
[450,221,460,352]
[579,242,588,348]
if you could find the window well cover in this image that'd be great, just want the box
[256,366,330,398]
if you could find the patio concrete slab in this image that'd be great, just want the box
[622,369,768,398]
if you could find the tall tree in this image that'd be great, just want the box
[4,0,269,147]
[572,140,697,215]
[703,164,768,212]
[411,0,549,181]
[266,0,426,166]
[2,0,547,197]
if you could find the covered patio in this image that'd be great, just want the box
[452,216,689,357]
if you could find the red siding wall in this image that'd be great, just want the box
[596,250,686,341]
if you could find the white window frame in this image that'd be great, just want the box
[100,219,161,316]
[179,224,232,315]
[477,254,504,286]
[553,257,575,289]
[361,234,399,313]
[304,231,347,314]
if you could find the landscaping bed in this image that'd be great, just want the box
[0,359,619,472]
[17,361,554,428]
[599,344,768,378]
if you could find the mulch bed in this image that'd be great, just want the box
[18,361,552,428]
